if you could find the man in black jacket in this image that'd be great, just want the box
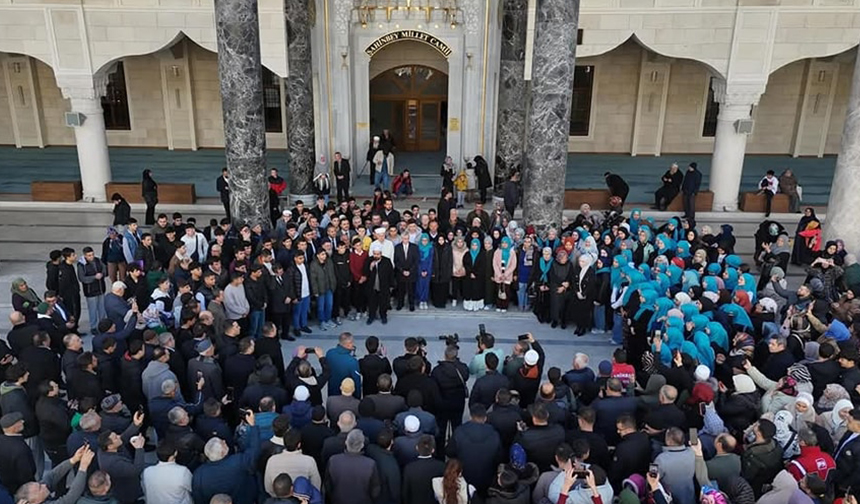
[513,404,565,472]
[431,345,469,452]
[0,412,36,493]
[394,357,442,415]
[365,429,400,504]
[359,336,392,397]
[187,339,224,402]
[19,333,61,400]
[487,388,521,452]
[469,353,510,409]
[682,162,703,220]
[608,414,651,490]
[216,168,230,219]
[333,152,351,202]
[367,374,407,421]
[35,380,71,466]
[256,324,288,381]
[834,408,860,495]
[57,248,81,331]
[6,311,38,357]
[300,406,334,469]
[446,405,503,493]
[393,233,419,311]
[325,429,380,504]
[244,265,268,339]
[267,264,293,340]
[401,435,444,504]
[654,162,683,210]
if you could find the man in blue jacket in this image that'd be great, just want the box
[325,333,361,398]
[193,410,261,504]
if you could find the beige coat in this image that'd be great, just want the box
[373,150,395,175]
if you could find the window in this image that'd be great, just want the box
[101,61,131,130]
[262,69,283,133]
[702,77,720,137]
[569,65,594,137]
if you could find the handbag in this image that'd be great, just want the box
[497,284,507,300]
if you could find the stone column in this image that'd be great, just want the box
[494,0,528,191]
[285,0,316,202]
[824,49,860,251]
[214,0,269,228]
[522,0,579,230]
[58,74,112,202]
[708,80,761,212]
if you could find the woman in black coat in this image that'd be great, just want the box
[569,255,596,336]
[473,155,492,204]
[548,249,573,329]
[141,169,158,225]
[463,238,487,311]
[111,192,131,227]
[431,235,453,308]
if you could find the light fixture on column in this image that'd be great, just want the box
[650,70,658,83]
[11,62,22,74]
[466,52,473,69]
[341,51,348,69]
[171,65,181,77]
[818,70,826,82]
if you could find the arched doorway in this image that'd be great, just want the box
[370,64,448,151]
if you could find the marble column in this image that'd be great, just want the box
[285,0,316,202]
[824,49,860,252]
[58,75,112,202]
[522,0,579,230]
[494,0,528,191]
[708,80,761,212]
[214,0,269,228]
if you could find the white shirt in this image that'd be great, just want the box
[181,232,209,262]
[378,239,395,265]
[760,175,779,194]
[142,461,193,504]
[297,263,310,298]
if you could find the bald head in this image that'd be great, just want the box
[539,382,555,400]
[9,311,24,325]
[659,385,678,404]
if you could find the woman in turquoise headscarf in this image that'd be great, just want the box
[680,303,699,323]
[681,340,701,364]
[416,233,434,308]
[682,270,700,292]
[721,302,754,330]
[654,326,684,366]
[621,269,647,304]
[702,276,720,294]
[737,273,757,302]
[723,268,739,291]
[655,273,671,296]
[706,321,729,351]
[637,263,652,281]
[630,288,658,364]
[706,262,722,276]
[492,236,517,312]
[655,235,675,257]
[621,248,634,265]
[691,314,710,335]
[531,247,553,322]
[676,241,691,260]
[667,264,684,286]
[463,238,487,311]
[693,331,715,370]
[634,227,655,266]
[649,297,675,332]
[629,209,643,234]
[724,254,742,269]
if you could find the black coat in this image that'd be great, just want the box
[333,159,351,180]
[469,371,510,409]
[609,431,651,487]
[35,395,71,448]
[394,243,419,279]
[488,403,522,451]
[364,256,394,293]
[284,357,330,406]
[300,422,334,468]
[359,354,392,396]
[187,356,224,402]
[430,360,469,415]
[402,457,445,504]
[325,452,380,504]
[267,274,293,315]
[0,383,38,438]
[394,372,442,415]
[239,382,289,412]
[366,444,401,504]
[513,424,566,472]
[368,393,407,421]
[0,434,35,492]
[113,199,131,226]
[68,368,104,402]
[591,396,637,445]
[605,174,629,201]
[486,484,530,504]
[473,156,492,190]
[432,243,453,284]
[7,323,38,357]
[446,421,503,492]
[682,168,703,194]
[254,337,286,381]
[223,354,256,398]
[119,355,145,410]
[19,346,61,398]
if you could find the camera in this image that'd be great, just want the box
[438,333,460,346]
[415,337,427,347]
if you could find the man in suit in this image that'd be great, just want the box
[393,233,419,312]
[333,152,351,202]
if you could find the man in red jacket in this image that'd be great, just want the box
[788,429,835,482]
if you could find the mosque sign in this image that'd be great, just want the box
[365,30,453,58]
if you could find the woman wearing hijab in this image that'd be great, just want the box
[820,240,844,266]
[141,168,158,225]
[816,398,855,446]
[792,207,821,265]
[482,237,497,309]
[491,236,517,313]
[431,235,453,309]
[548,249,573,329]
[629,289,656,364]
[313,155,332,204]
[717,374,761,435]
[450,236,468,308]
[569,255,595,336]
[416,233,434,310]
[592,254,612,334]
[463,238,487,311]
[633,227,655,266]
[11,278,41,323]
[530,247,553,323]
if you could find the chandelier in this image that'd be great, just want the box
[355,0,461,28]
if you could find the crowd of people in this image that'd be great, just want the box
[3,164,860,504]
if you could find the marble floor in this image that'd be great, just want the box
[0,145,837,204]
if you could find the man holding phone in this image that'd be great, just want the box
[468,332,505,377]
